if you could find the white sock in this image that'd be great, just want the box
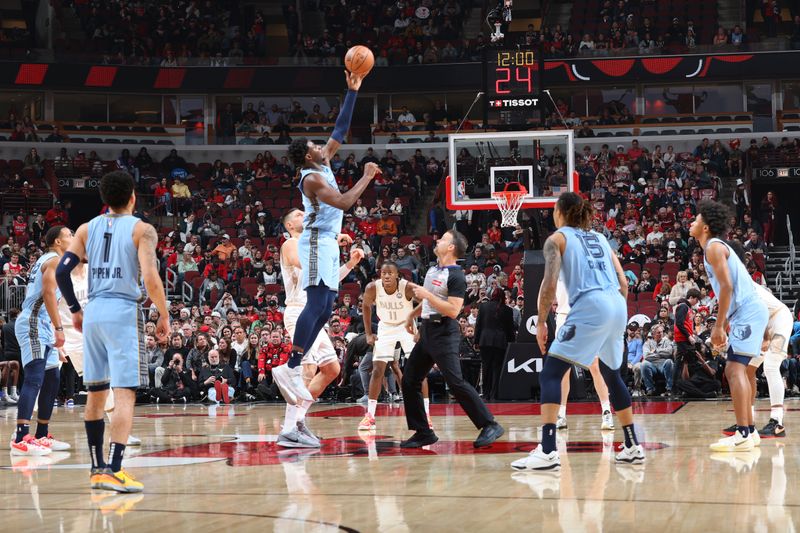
[770,406,784,426]
[296,399,313,421]
[2,387,7,396]
[368,399,377,417]
[10,386,16,395]
[284,404,297,430]
[423,398,430,415]
[558,405,567,419]
[600,401,611,414]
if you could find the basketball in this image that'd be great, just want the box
[345,45,374,76]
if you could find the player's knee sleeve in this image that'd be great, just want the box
[540,356,572,405]
[599,360,632,412]
[36,367,60,420]
[764,351,785,373]
[293,285,335,351]
[17,359,46,420]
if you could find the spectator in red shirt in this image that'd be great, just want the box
[486,220,503,248]
[45,201,68,226]
[9,214,27,239]
[257,331,291,381]
[627,139,644,161]
[359,214,379,249]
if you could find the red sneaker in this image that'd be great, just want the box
[10,434,52,456]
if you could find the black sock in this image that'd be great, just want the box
[541,423,557,454]
[623,424,639,448]
[287,350,303,369]
[108,442,126,473]
[748,425,755,434]
[35,422,49,439]
[738,425,749,438]
[85,419,106,469]
[15,423,29,443]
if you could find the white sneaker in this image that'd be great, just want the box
[10,435,52,456]
[511,471,560,498]
[277,426,320,448]
[615,444,646,464]
[709,431,754,452]
[4,394,17,406]
[36,434,71,452]
[750,429,760,447]
[511,444,560,471]
[126,435,142,446]
[556,416,568,430]
[601,410,614,430]
[272,364,313,405]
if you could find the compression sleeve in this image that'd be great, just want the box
[331,90,358,143]
[55,251,82,313]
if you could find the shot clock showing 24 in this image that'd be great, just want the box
[484,48,544,127]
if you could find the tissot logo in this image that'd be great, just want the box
[507,357,543,373]
[490,98,540,108]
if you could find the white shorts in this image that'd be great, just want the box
[62,343,114,411]
[284,305,338,367]
[374,323,415,363]
[749,308,793,367]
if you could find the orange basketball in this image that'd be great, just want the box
[345,45,374,76]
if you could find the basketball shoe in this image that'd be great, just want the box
[272,364,313,405]
[556,416,568,430]
[709,431,755,452]
[90,468,144,493]
[36,434,71,451]
[10,435,51,456]
[601,410,614,431]
[277,426,320,448]
[615,444,646,464]
[358,413,376,431]
[758,418,786,438]
[510,445,560,471]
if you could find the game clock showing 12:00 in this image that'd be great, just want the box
[485,49,543,122]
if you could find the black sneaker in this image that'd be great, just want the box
[474,421,505,448]
[722,423,737,436]
[400,431,438,448]
[758,418,786,438]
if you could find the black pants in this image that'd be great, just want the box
[60,358,77,400]
[402,320,494,432]
[480,346,505,400]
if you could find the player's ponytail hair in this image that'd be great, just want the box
[556,192,594,230]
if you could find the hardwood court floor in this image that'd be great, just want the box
[1,399,798,532]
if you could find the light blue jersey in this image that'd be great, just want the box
[17,251,59,352]
[298,164,343,237]
[86,214,142,302]
[297,164,344,290]
[703,238,757,317]
[548,226,626,370]
[83,213,148,388]
[558,226,619,306]
[703,237,768,357]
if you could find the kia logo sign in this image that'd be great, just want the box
[525,315,538,335]
[507,357,543,373]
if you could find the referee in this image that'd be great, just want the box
[400,229,505,448]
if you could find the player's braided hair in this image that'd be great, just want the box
[556,191,594,230]
[288,137,310,168]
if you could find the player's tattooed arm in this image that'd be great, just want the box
[609,251,629,300]
[537,234,562,320]
[140,224,159,270]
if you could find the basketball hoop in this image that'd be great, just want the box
[492,182,528,227]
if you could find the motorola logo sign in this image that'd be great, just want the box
[525,314,538,335]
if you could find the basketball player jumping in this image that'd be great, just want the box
[358,261,431,432]
[554,278,615,431]
[57,257,141,446]
[512,193,645,471]
[10,226,73,456]
[272,69,379,403]
[275,207,364,448]
[690,200,769,452]
[57,170,170,492]
[720,241,792,439]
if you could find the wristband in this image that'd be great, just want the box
[55,326,64,331]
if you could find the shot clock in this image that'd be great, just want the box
[484,47,544,126]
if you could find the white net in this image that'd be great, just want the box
[492,191,526,227]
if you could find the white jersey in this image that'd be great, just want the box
[376,279,414,326]
[280,237,306,308]
[59,267,88,356]
[554,278,570,331]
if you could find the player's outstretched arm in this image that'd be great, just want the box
[137,222,169,342]
[56,223,88,331]
[323,71,364,160]
[339,247,364,281]
[304,161,380,211]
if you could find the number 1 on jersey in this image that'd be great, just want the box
[103,232,112,263]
